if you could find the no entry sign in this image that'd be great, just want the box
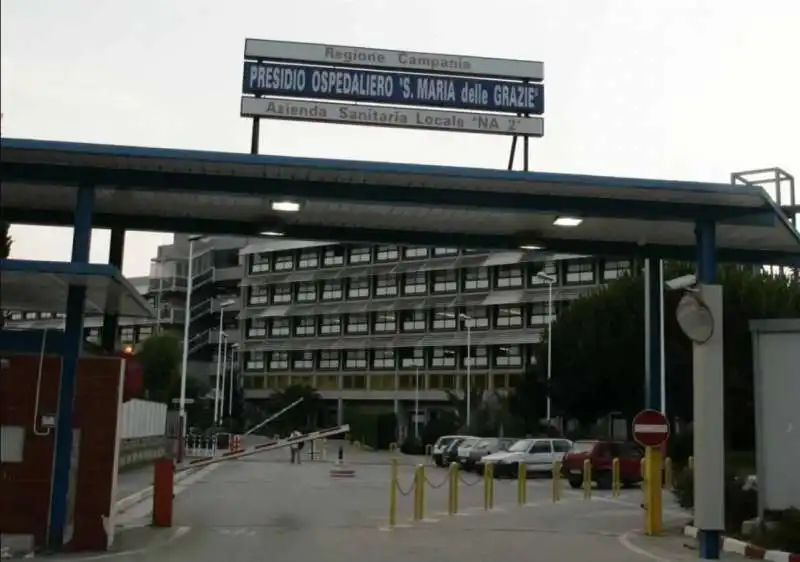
[632,409,670,448]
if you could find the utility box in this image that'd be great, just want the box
[750,318,800,516]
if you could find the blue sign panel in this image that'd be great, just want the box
[242,61,544,115]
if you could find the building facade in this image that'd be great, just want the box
[3,234,633,424]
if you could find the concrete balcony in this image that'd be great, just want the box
[214,265,244,282]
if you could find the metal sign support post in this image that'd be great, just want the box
[507,112,531,172]
[250,91,261,155]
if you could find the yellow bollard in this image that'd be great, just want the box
[664,457,673,490]
[413,465,422,520]
[643,447,663,536]
[487,463,494,509]
[582,458,592,500]
[483,462,494,510]
[517,462,527,505]
[552,461,562,502]
[612,457,621,497]
[389,442,398,454]
[418,464,427,520]
[447,462,458,515]
[388,458,398,527]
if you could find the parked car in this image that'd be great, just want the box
[481,437,573,478]
[456,437,482,467]
[431,435,473,467]
[443,437,469,466]
[468,438,517,473]
[561,439,644,489]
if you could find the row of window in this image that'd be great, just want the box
[246,260,631,306]
[244,345,532,372]
[246,303,560,339]
[250,245,468,273]
[243,371,523,391]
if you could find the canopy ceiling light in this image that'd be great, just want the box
[553,216,583,227]
[271,200,301,212]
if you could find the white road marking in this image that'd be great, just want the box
[633,424,669,433]
[55,526,191,561]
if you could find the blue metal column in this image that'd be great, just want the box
[48,185,94,550]
[644,258,662,410]
[695,219,722,560]
[101,228,125,351]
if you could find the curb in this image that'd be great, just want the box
[115,467,198,514]
[683,525,799,561]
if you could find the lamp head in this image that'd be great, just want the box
[676,292,715,344]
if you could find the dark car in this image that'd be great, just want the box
[561,439,644,489]
[443,437,468,466]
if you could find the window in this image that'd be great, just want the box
[432,270,457,293]
[248,318,267,338]
[349,247,371,264]
[293,351,314,370]
[496,265,524,288]
[56,313,66,319]
[323,247,345,267]
[298,250,319,269]
[9,312,22,321]
[403,272,427,295]
[250,252,270,273]
[270,317,290,337]
[321,280,343,301]
[348,277,370,299]
[404,246,428,259]
[295,316,316,336]
[463,267,489,291]
[530,302,553,325]
[463,307,490,329]
[431,347,457,368]
[345,349,367,369]
[400,348,425,369]
[370,375,395,390]
[401,310,426,332]
[496,306,523,328]
[531,261,557,286]
[269,351,289,370]
[246,351,265,370]
[248,284,269,305]
[553,440,573,453]
[319,351,340,370]
[120,327,134,343]
[274,253,294,271]
[565,260,595,285]
[138,326,153,340]
[373,312,396,333]
[375,275,398,297]
[346,313,369,334]
[320,315,341,335]
[464,346,489,368]
[272,284,292,304]
[40,312,53,319]
[529,441,552,454]
[603,259,631,281]
[495,345,522,367]
[296,282,317,303]
[376,245,399,262]
[24,312,36,320]
[433,247,458,257]
[432,309,457,331]
[343,374,366,389]
[87,328,100,342]
[372,349,395,369]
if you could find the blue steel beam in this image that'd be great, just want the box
[48,185,94,550]
[100,228,125,352]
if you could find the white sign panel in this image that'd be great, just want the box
[245,39,544,81]
[240,97,544,137]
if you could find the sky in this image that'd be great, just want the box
[2,0,798,277]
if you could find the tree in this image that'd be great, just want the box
[443,387,491,433]
[507,366,549,434]
[532,263,800,448]
[135,331,182,403]
[0,222,10,259]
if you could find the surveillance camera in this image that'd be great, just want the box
[665,274,697,291]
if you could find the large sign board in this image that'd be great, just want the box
[245,39,544,81]
[241,38,545,138]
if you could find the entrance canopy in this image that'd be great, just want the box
[0,259,154,317]
[1,138,798,265]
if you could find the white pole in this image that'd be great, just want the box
[178,239,194,445]
[228,347,236,416]
[659,259,667,414]
[466,321,472,428]
[546,280,553,422]
[414,364,420,439]
[214,307,225,424]
[154,260,163,333]
[220,335,228,423]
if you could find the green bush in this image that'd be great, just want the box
[400,435,425,455]
[672,467,758,533]
[755,508,800,554]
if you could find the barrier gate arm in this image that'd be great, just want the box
[243,397,305,437]
[177,424,350,472]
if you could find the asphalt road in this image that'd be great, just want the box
[98,450,753,562]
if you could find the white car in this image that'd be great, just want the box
[481,438,573,478]
[431,435,473,467]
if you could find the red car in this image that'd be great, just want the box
[561,439,644,489]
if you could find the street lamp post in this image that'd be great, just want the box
[536,271,556,423]
[414,363,420,439]
[228,343,239,416]
[213,299,235,424]
[151,258,164,333]
[178,235,202,460]
[219,333,228,424]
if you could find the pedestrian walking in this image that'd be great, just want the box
[289,429,303,464]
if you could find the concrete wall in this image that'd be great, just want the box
[0,354,124,552]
